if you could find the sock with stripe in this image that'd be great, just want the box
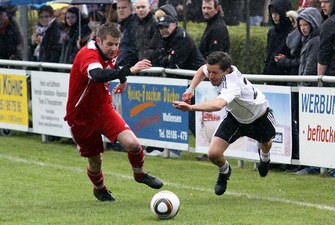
[87,169,107,193]
[127,146,145,181]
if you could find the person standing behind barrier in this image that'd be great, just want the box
[263,0,293,85]
[199,0,230,58]
[31,5,62,63]
[116,0,138,67]
[153,15,205,72]
[317,0,335,85]
[30,5,63,142]
[173,51,276,195]
[293,7,323,175]
[133,0,158,61]
[59,7,91,64]
[64,23,163,202]
[0,6,23,60]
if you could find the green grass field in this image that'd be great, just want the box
[1,132,334,225]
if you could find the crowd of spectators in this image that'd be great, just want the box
[0,0,334,175]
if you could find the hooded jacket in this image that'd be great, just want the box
[263,0,292,78]
[297,7,323,85]
[318,0,335,77]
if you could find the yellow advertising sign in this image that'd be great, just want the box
[0,73,29,126]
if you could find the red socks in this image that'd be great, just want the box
[87,169,107,192]
[127,146,145,181]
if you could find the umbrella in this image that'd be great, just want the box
[54,0,111,4]
[0,0,50,6]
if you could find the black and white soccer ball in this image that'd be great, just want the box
[150,190,180,220]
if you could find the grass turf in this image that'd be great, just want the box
[0,132,334,224]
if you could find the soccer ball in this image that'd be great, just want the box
[150,190,180,220]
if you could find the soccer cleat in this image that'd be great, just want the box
[137,173,163,189]
[258,159,270,177]
[93,189,116,202]
[214,166,232,195]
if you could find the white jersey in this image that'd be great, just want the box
[203,65,269,124]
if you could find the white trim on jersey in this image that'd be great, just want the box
[203,65,269,124]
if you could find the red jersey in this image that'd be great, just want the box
[64,41,117,124]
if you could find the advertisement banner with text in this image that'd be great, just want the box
[195,82,292,164]
[299,87,335,168]
[114,76,189,150]
[0,69,29,131]
[31,71,71,137]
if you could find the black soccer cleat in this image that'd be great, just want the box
[258,159,270,177]
[137,173,163,189]
[214,166,232,195]
[93,189,116,202]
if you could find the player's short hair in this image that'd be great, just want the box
[206,51,232,71]
[96,22,123,41]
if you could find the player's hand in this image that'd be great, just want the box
[130,59,152,74]
[182,90,194,104]
[173,101,191,112]
[113,82,127,94]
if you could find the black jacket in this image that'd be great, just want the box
[318,0,335,77]
[0,18,23,60]
[153,26,205,76]
[199,13,230,59]
[39,19,62,63]
[117,14,138,67]
[263,0,292,78]
[134,12,158,60]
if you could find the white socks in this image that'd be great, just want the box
[218,161,230,174]
[260,150,270,162]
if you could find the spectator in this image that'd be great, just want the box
[317,0,335,84]
[31,5,62,63]
[149,13,205,158]
[275,9,301,167]
[0,6,23,60]
[153,15,205,71]
[199,0,230,58]
[263,0,292,85]
[294,7,322,175]
[30,5,63,142]
[116,0,138,67]
[134,0,158,60]
[59,7,91,64]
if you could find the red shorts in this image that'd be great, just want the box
[69,106,131,157]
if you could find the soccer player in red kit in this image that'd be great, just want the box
[64,23,163,202]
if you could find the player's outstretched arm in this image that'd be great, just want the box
[173,98,226,112]
[182,65,207,103]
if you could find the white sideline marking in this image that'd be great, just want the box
[2,153,335,212]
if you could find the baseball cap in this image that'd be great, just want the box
[157,15,176,27]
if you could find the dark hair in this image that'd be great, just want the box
[206,51,232,71]
[202,0,224,17]
[96,22,122,40]
[38,5,54,16]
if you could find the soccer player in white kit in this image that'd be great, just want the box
[173,51,276,195]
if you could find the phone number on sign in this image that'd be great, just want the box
[158,129,188,141]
